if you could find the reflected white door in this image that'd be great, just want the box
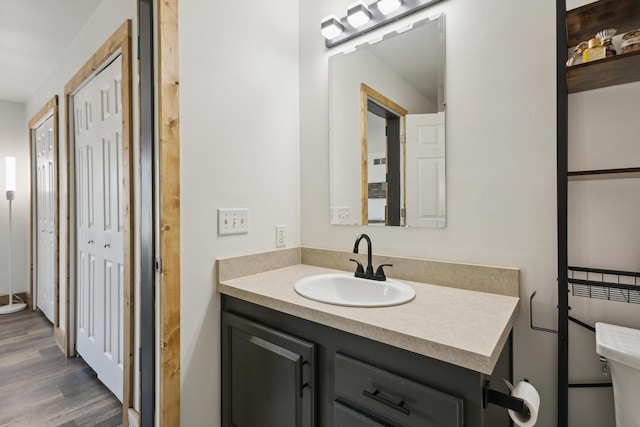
[35,115,55,322]
[405,113,446,228]
[75,55,124,401]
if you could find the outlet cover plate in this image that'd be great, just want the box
[276,224,286,248]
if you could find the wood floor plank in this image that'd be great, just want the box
[0,310,122,426]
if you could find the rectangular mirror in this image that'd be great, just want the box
[329,14,446,227]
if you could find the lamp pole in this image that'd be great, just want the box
[0,157,26,314]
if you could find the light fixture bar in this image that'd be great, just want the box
[323,0,445,48]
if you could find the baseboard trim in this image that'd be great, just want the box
[54,326,66,355]
[127,408,140,427]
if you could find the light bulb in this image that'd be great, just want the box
[347,1,371,28]
[321,15,344,40]
[377,0,402,15]
[5,157,16,192]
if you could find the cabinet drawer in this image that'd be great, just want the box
[335,353,463,427]
[334,402,387,427]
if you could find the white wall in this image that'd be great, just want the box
[178,0,301,424]
[0,100,29,297]
[302,1,640,426]
[301,0,562,426]
[565,81,640,427]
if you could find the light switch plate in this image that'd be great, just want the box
[218,208,249,235]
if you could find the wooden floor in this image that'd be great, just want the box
[0,309,122,426]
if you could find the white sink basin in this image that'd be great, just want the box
[294,273,415,307]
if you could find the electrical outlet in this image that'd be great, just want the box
[276,225,286,248]
[336,207,350,225]
[218,208,249,235]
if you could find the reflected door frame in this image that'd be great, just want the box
[28,96,61,347]
[360,83,408,225]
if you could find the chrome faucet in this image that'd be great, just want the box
[350,234,393,281]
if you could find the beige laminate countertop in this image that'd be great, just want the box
[217,264,519,375]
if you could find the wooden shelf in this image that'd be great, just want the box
[567,0,640,47]
[567,49,640,93]
[566,0,640,93]
[567,167,640,180]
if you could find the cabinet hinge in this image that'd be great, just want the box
[400,133,406,144]
[401,208,406,218]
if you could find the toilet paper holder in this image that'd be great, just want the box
[483,379,531,417]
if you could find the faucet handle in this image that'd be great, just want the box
[375,264,393,281]
[349,258,364,274]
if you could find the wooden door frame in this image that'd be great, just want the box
[28,96,62,349]
[63,20,134,426]
[157,0,181,425]
[360,83,407,225]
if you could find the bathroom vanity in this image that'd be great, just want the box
[217,249,520,427]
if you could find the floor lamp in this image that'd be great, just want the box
[0,156,26,314]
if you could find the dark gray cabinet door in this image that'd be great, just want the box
[222,312,315,427]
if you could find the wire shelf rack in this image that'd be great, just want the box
[569,266,640,304]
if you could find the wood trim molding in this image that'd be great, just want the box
[158,0,181,424]
[360,86,369,225]
[359,83,408,226]
[402,116,407,226]
[28,96,61,345]
[63,20,134,427]
[28,96,59,129]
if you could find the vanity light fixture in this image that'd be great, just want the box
[321,15,344,40]
[347,1,372,28]
[321,0,445,48]
[377,0,403,15]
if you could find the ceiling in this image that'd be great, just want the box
[0,0,104,104]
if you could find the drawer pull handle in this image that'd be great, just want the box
[362,389,410,415]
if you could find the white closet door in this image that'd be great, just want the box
[75,55,124,401]
[35,115,56,322]
[405,112,446,228]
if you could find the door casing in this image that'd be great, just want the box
[64,20,134,426]
[28,96,62,348]
[360,83,407,225]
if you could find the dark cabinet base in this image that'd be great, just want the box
[222,296,513,427]
[222,311,315,427]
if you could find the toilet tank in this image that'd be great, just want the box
[595,322,640,427]
[596,322,640,370]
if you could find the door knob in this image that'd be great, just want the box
[104,243,110,248]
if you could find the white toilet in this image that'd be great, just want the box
[595,322,640,427]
